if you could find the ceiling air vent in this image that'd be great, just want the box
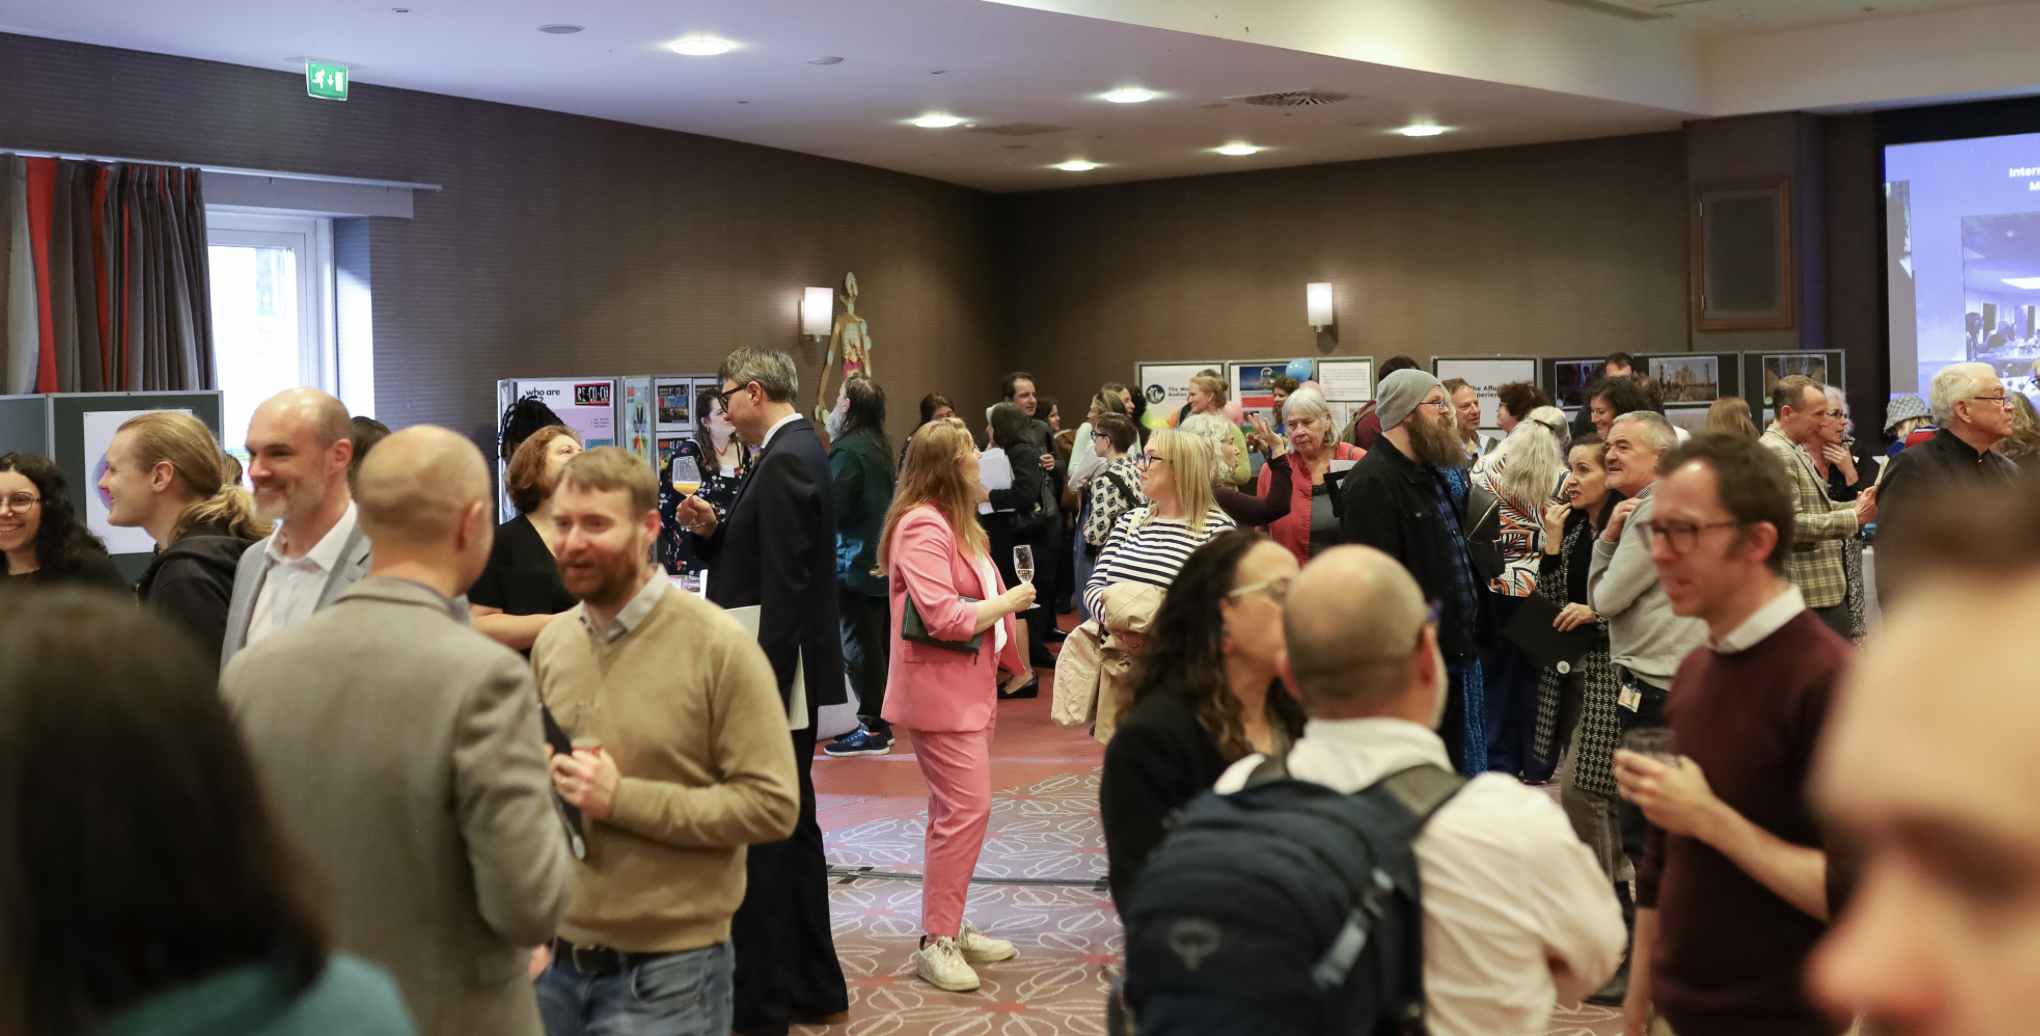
[968,123,1072,137]
[1228,90,1350,108]
[1537,0,1672,21]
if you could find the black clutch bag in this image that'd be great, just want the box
[902,595,984,654]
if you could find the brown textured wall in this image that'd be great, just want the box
[991,131,1691,407]
[0,32,1002,449]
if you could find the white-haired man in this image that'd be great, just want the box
[1874,362,2017,603]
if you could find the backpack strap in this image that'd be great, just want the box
[1304,764,1467,997]
[1242,746,1292,788]
[1375,764,1467,829]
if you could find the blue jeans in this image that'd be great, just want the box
[537,940,733,1036]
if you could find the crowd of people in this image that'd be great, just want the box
[0,345,2034,1036]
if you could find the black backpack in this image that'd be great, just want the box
[1120,755,1465,1036]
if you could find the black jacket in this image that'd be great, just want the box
[1101,690,1228,914]
[695,415,848,711]
[987,437,1057,537]
[137,521,258,669]
[1336,437,1491,660]
[1874,426,2018,602]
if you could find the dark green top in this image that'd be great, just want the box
[830,428,895,597]
[90,954,416,1036]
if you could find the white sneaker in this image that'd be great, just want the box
[916,936,980,992]
[957,920,1017,964]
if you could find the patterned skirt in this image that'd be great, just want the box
[1531,627,1620,799]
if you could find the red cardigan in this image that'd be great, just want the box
[1257,443,1364,564]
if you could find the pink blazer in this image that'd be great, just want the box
[881,506,1023,734]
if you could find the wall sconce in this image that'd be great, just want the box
[1306,282,1335,332]
[801,286,833,338]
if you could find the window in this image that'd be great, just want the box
[206,212,335,457]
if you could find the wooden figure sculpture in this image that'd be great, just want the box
[814,272,873,422]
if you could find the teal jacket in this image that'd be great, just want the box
[92,954,416,1036]
[830,428,896,597]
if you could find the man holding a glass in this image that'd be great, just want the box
[1612,433,1854,1036]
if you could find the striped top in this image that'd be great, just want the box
[1083,505,1236,622]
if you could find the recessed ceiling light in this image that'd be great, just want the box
[2004,277,2040,289]
[1055,160,1099,172]
[1215,143,1262,156]
[669,37,732,56]
[1397,124,1448,137]
[807,56,844,65]
[537,24,583,34]
[911,113,963,129]
[1103,88,1155,104]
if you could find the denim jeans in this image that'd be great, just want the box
[537,940,733,1036]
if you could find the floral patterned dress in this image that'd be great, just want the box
[659,437,745,576]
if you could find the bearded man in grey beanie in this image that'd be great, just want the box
[1338,368,1494,776]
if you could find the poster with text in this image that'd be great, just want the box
[517,378,617,448]
[1316,358,1374,402]
[1135,361,1221,430]
[1229,359,1292,414]
[656,379,695,432]
[85,408,192,555]
[621,377,653,466]
[1432,356,1538,437]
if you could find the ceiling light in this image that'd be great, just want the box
[911,113,963,129]
[807,56,844,65]
[537,24,583,34]
[1103,88,1155,104]
[1215,143,1262,156]
[1397,124,1448,137]
[669,37,732,56]
[2005,277,2040,290]
[1055,160,1099,172]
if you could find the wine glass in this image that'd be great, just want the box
[1013,545,1037,610]
[670,455,702,498]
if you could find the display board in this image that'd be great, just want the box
[651,374,718,483]
[1632,352,1742,436]
[1134,361,1222,429]
[1741,350,1847,425]
[1431,356,1538,438]
[620,377,654,468]
[1314,357,1374,434]
[1227,359,1296,416]
[48,392,224,581]
[496,376,622,519]
[1542,356,1611,416]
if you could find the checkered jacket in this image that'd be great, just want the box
[1759,428,1855,608]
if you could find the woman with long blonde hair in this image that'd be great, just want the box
[97,411,272,662]
[873,418,1036,994]
[1082,429,1235,668]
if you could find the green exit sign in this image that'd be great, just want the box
[305,61,349,101]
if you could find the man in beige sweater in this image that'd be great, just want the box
[532,447,799,1036]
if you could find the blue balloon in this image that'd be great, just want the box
[1285,358,1314,382]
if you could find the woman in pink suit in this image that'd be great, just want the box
[875,419,1038,993]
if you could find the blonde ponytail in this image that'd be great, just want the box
[116,412,273,541]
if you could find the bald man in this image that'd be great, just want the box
[222,387,370,669]
[1214,546,1623,1036]
[223,426,570,1036]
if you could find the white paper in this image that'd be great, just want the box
[1432,357,1539,430]
[1317,359,1375,402]
[722,605,810,731]
[977,449,1014,515]
[83,408,193,556]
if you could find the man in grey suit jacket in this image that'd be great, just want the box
[223,426,570,1036]
[221,388,372,670]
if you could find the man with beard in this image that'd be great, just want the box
[1339,367,1494,775]
[222,387,371,669]
[533,447,799,1036]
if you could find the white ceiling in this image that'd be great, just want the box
[1,0,2036,192]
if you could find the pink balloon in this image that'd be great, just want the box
[1299,380,1322,394]
[1223,401,1246,424]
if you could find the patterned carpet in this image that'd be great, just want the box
[808,691,1626,1036]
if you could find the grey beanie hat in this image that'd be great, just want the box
[1376,368,1444,429]
[1883,394,1930,435]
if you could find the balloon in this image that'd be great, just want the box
[1223,401,1245,424]
[1299,380,1322,394]
[1285,358,1315,381]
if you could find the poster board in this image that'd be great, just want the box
[1741,350,1846,414]
[1228,359,1297,416]
[1431,356,1538,438]
[1315,357,1374,435]
[620,377,654,467]
[1135,361,1222,430]
[49,391,224,581]
[496,377,622,519]
[1542,355,1610,416]
[655,375,696,433]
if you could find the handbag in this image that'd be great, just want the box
[901,594,984,654]
[1460,481,1506,581]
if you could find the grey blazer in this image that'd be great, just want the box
[221,577,570,1036]
[220,520,374,671]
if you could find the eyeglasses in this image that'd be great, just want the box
[1136,451,1166,470]
[1637,519,1740,554]
[1226,577,1292,605]
[0,493,40,513]
[1822,409,1845,419]
[1969,395,2014,409]
[1418,400,1452,412]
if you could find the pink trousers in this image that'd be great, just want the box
[903,719,996,939]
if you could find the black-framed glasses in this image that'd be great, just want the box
[0,493,40,512]
[1637,519,1740,554]
[1136,451,1165,470]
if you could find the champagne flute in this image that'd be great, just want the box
[1013,545,1037,610]
[670,455,702,498]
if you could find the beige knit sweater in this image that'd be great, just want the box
[531,586,799,953]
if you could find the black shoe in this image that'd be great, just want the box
[1585,961,1629,1006]
[1029,646,1058,669]
[823,728,893,757]
[999,675,1040,699]
[1042,627,1070,644]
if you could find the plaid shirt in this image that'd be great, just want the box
[1432,467,1487,774]
[1759,428,1854,609]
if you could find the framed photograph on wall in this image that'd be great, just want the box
[1648,355,1722,404]
[1550,358,1605,410]
[1742,350,1845,410]
[1228,359,1294,414]
[655,378,694,432]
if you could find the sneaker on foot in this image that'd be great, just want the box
[916,937,980,992]
[956,920,1016,963]
[823,728,893,757]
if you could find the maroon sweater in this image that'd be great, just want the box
[1635,608,1850,1036]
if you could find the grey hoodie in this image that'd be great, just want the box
[1586,483,1708,686]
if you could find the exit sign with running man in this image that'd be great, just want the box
[305,61,349,101]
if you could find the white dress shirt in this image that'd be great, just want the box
[758,411,802,453]
[1707,582,1805,654]
[245,502,358,648]
[1216,718,1625,1036]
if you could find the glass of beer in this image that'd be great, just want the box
[670,455,702,498]
[1622,726,1681,768]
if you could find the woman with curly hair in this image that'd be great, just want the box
[0,452,126,590]
[1098,528,1305,914]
